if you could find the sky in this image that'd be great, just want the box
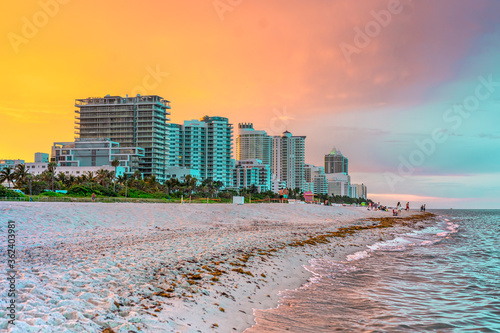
[1,0,499,209]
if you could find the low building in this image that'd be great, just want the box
[0,159,24,172]
[271,176,286,194]
[231,159,271,192]
[165,167,201,183]
[325,173,351,197]
[51,139,144,175]
[35,153,49,163]
[25,163,125,177]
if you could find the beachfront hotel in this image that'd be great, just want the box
[166,116,233,187]
[50,139,144,174]
[272,131,306,191]
[235,123,307,192]
[75,94,171,183]
[235,123,273,167]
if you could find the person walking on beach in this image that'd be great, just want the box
[91,193,96,202]
[423,204,426,212]
[278,189,284,203]
[406,202,410,211]
[283,188,289,203]
[397,202,402,216]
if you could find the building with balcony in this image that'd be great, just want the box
[305,164,328,195]
[50,139,144,175]
[168,116,233,186]
[35,153,49,163]
[231,159,271,192]
[75,94,171,182]
[235,123,273,167]
[0,159,24,172]
[272,131,306,192]
[25,163,124,178]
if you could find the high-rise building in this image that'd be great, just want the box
[305,164,328,195]
[272,131,306,191]
[75,94,171,182]
[201,116,233,186]
[166,123,182,168]
[324,147,348,174]
[167,116,233,186]
[355,183,367,199]
[235,123,273,167]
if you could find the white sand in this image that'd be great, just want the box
[0,202,423,332]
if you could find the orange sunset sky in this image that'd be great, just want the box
[1,0,500,208]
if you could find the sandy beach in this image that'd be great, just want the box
[0,202,434,332]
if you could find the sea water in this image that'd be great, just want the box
[249,210,500,332]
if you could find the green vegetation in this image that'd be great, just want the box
[1,164,373,205]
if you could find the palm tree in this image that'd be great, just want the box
[96,169,111,187]
[67,175,77,188]
[133,170,142,180]
[13,164,29,188]
[183,175,198,195]
[56,172,68,184]
[145,175,159,192]
[47,162,57,191]
[0,166,15,189]
[85,171,95,183]
[111,159,120,192]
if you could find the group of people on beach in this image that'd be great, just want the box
[278,188,289,203]
[368,202,388,211]
[391,202,426,216]
[393,202,410,216]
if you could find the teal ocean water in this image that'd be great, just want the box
[250,210,500,332]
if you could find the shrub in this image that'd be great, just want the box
[68,185,93,196]
[21,181,49,195]
[0,185,24,198]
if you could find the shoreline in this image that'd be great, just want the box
[0,202,434,333]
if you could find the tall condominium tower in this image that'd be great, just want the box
[324,147,348,174]
[201,116,233,186]
[235,123,273,167]
[272,131,306,191]
[167,116,233,186]
[75,94,171,182]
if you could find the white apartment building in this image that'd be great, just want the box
[51,139,144,175]
[272,131,306,192]
[326,173,351,197]
[25,163,125,177]
[235,123,273,167]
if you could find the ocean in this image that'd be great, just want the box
[249,210,500,332]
